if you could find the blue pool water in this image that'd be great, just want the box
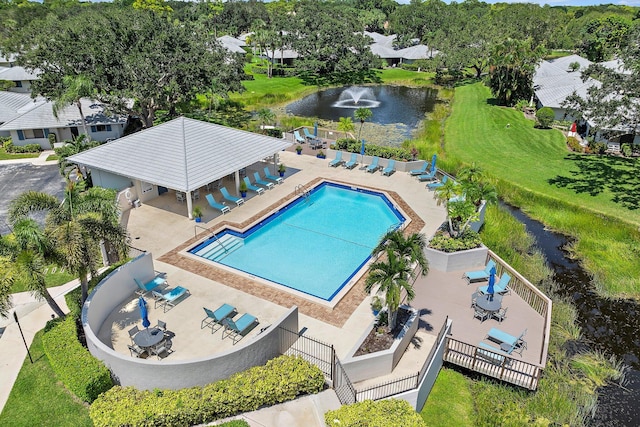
[189,182,405,301]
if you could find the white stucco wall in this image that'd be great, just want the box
[91,169,133,191]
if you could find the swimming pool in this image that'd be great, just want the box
[188,182,405,301]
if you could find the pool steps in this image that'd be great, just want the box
[195,235,244,261]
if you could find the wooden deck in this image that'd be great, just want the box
[408,250,551,389]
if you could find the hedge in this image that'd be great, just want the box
[332,138,413,161]
[90,355,325,427]
[42,316,113,402]
[325,399,426,427]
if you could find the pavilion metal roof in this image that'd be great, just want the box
[68,117,292,193]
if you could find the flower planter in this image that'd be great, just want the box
[240,191,247,198]
[279,171,285,177]
[296,150,302,155]
[195,217,202,223]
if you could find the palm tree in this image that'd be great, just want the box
[0,258,14,317]
[52,74,95,137]
[434,178,462,235]
[372,229,429,277]
[55,134,99,179]
[0,219,66,317]
[354,107,373,142]
[9,181,127,304]
[337,117,355,139]
[257,108,276,134]
[365,250,416,330]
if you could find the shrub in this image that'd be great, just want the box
[514,99,529,112]
[428,230,483,252]
[566,136,583,152]
[535,107,555,129]
[89,355,325,427]
[42,316,113,402]
[621,143,632,157]
[48,133,57,150]
[325,399,426,427]
[332,138,413,161]
[264,127,282,138]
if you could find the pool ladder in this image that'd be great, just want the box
[194,224,229,253]
[294,184,311,203]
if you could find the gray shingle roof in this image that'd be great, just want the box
[217,35,247,54]
[68,117,292,192]
[0,98,126,131]
[534,55,599,108]
[0,92,40,123]
[0,65,39,81]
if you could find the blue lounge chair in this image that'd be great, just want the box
[409,161,428,176]
[303,128,315,140]
[134,276,166,296]
[263,167,283,184]
[427,175,447,190]
[253,172,274,190]
[382,159,396,176]
[243,177,264,195]
[463,260,497,284]
[476,342,511,364]
[478,273,511,295]
[201,304,236,333]
[486,327,527,355]
[152,286,190,312]
[222,313,259,344]
[220,187,244,206]
[303,128,323,149]
[366,156,380,173]
[205,193,231,214]
[329,151,343,167]
[293,130,306,144]
[343,153,358,169]
[417,167,437,182]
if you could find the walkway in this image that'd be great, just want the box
[0,279,79,412]
[0,150,58,166]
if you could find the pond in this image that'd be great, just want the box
[285,85,438,141]
[503,204,640,426]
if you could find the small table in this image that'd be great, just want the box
[475,294,503,314]
[133,328,164,349]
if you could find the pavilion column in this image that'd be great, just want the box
[186,192,193,219]
[234,170,240,194]
[272,154,278,173]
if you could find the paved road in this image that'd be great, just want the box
[0,154,65,235]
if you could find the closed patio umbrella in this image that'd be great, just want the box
[431,154,437,171]
[360,139,366,165]
[314,122,318,137]
[487,267,497,301]
[138,296,150,329]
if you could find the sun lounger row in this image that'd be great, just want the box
[204,168,283,215]
[327,153,397,175]
[201,304,259,344]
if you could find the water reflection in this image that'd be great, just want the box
[502,204,640,425]
[285,85,438,140]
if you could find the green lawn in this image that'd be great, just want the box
[445,83,640,225]
[11,266,75,293]
[445,82,640,297]
[0,331,92,426]
[421,367,474,425]
[0,148,39,160]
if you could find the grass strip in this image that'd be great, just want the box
[420,367,474,425]
[0,331,92,426]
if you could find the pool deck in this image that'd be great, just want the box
[105,150,545,387]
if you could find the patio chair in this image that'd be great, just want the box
[427,175,447,190]
[382,159,396,176]
[463,260,497,284]
[366,156,380,173]
[303,127,315,140]
[152,286,190,312]
[134,275,167,296]
[205,194,231,214]
[471,291,480,308]
[128,343,146,358]
[343,153,358,169]
[473,306,490,322]
[128,325,140,344]
[220,187,244,206]
[150,339,172,359]
[263,167,283,184]
[243,177,265,195]
[253,172,275,190]
[492,307,508,323]
[409,161,428,176]
[417,168,437,182]
[478,273,511,295]
[329,151,344,167]
[221,313,259,344]
[176,191,185,203]
[293,130,306,144]
[156,320,173,339]
[201,304,236,333]
[476,342,511,364]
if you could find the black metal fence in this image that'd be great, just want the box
[278,327,334,379]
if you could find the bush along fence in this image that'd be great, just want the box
[42,316,113,402]
[89,355,325,427]
[332,138,414,161]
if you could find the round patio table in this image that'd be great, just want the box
[133,328,163,349]
[476,294,503,313]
